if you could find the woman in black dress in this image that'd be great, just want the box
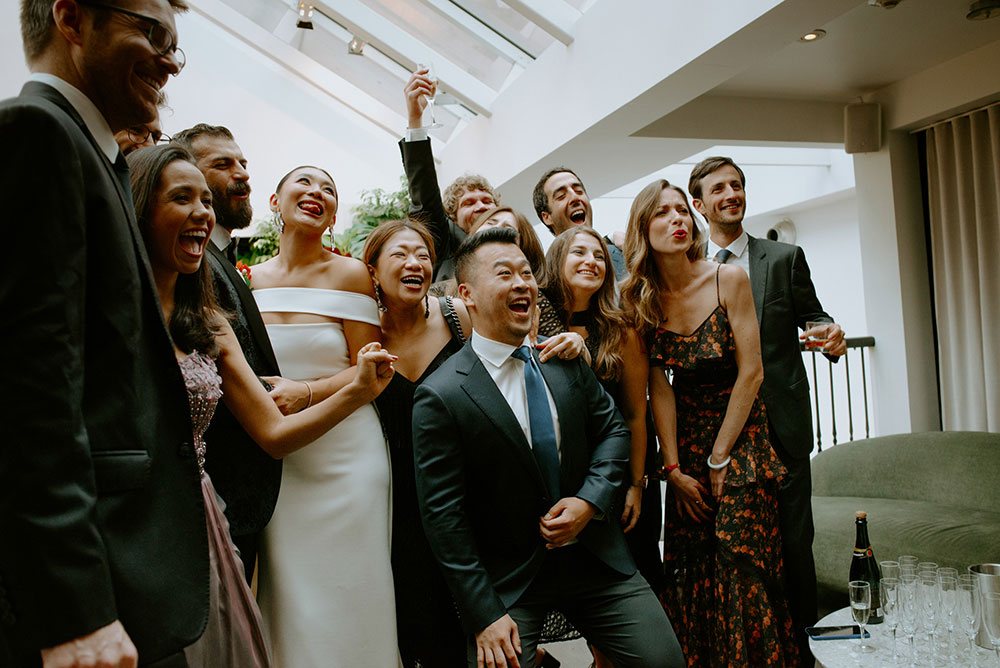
[620,179,798,667]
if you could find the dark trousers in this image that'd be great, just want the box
[232,531,259,586]
[467,545,684,668]
[769,425,819,664]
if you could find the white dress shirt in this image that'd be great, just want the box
[29,73,118,163]
[470,331,561,459]
[707,229,750,276]
[210,224,233,253]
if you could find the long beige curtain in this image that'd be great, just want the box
[924,102,1000,432]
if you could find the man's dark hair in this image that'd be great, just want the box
[531,166,583,223]
[454,226,519,287]
[21,0,189,62]
[687,156,746,200]
[127,144,222,357]
[171,123,235,155]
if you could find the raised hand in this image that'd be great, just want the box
[403,68,435,130]
[353,342,397,401]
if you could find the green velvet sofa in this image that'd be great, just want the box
[811,431,1000,611]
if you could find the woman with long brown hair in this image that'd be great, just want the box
[620,179,798,666]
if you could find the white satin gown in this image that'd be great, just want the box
[253,287,399,668]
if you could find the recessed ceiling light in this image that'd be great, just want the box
[800,29,827,42]
[967,0,1000,19]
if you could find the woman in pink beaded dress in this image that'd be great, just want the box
[127,144,396,666]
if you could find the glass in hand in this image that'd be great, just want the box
[415,62,443,130]
[850,580,874,653]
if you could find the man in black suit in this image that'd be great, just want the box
[413,228,683,668]
[400,69,498,281]
[531,168,627,280]
[0,1,206,666]
[171,124,287,583]
[689,156,847,662]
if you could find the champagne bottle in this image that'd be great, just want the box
[849,510,883,623]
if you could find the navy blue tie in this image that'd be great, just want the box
[511,346,560,498]
[714,248,733,264]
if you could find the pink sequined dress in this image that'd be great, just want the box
[178,352,272,667]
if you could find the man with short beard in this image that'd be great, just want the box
[1,0,204,666]
[172,124,288,584]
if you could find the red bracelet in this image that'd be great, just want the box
[663,464,680,476]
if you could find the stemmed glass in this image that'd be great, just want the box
[850,580,874,653]
[984,591,1000,663]
[919,573,939,660]
[882,577,901,663]
[900,576,920,667]
[415,62,443,129]
[939,576,958,661]
[957,579,981,665]
[882,560,902,580]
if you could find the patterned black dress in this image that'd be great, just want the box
[647,276,799,667]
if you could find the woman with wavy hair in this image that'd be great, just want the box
[620,178,798,666]
[128,145,395,667]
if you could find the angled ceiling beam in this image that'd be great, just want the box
[449,0,543,58]
[504,0,578,46]
[186,0,405,138]
[312,0,496,116]
[421,0,534,69]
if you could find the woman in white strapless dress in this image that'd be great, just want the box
[250,166,400,667]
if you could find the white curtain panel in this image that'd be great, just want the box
[924,103,1000,432]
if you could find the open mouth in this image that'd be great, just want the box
[178,229,208,256]
[509,296,531,314]
[577,268,599,277]
[298,200,323,216]
[569,210,587,224]
[673,231,687,239]
[400,275,424,288]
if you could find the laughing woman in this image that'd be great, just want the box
[620,179,798,667]
[127,145,395,667]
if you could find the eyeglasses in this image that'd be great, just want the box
[77,0,186,72]
[126,126,171,146]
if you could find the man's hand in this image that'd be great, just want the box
[539,497,596,548]
[263,375,311,414]
[352,343,396,402]
[800,322,847,357]
[621,485,642,533]
[404,69,435,129]
[41,620,137,668]
[536,332,590,364]
[475,615,521,668]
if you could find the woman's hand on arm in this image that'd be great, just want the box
[536,332,590,364]
[709,266,765,497]
[649,365,710,522]
[260,376,311,415]
[619,328,648,532]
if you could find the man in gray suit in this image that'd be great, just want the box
[689,156,846,661]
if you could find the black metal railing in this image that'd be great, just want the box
[800,336,876,451]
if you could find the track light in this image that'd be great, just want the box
[348,36,366,55]
[296,2,314,30]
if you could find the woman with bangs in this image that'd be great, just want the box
[620,179,798,666]
[249,165,400,667]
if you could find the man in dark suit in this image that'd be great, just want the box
[531,167,627,280]
[689,156,847,662]
[400,68,498,281]
[413,228,683,668]
[0,1,206,666]
[171,124,287,583]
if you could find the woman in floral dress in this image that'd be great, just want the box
[620,179,799,667]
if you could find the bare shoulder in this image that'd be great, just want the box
[321,253,376,298]
[247,257,280,289]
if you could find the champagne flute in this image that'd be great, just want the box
[939,576,958,661]
[984,591,1000,663]
[957,581,980,665]
[415,61,443,129]
[881,577,901,663]
[882,560,901,581]
[919,573,939,661]
[850,580,874,653]
[900,576,920,667]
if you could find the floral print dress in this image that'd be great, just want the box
[648,274,799,667]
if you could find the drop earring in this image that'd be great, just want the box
[424,294,430,319]
[374,284,387,313]
[273,209,285,234]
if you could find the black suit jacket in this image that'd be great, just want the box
[412,341,634,634]
[398,138,466,281]
[0,82,208,664]
[747,235,834,458]
[202,243,282,537]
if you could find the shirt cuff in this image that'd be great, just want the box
[405,127,429,142]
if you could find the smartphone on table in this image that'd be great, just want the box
[806,625,871,640]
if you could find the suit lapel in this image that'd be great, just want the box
[457,346,547,493]
[747,235,768,323]
[206,243,280,373]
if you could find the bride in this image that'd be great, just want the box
[250,165,398,667]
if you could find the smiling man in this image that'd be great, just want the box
[171,123,286,585]
[413,228,683,668]
[1,1,206,667]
